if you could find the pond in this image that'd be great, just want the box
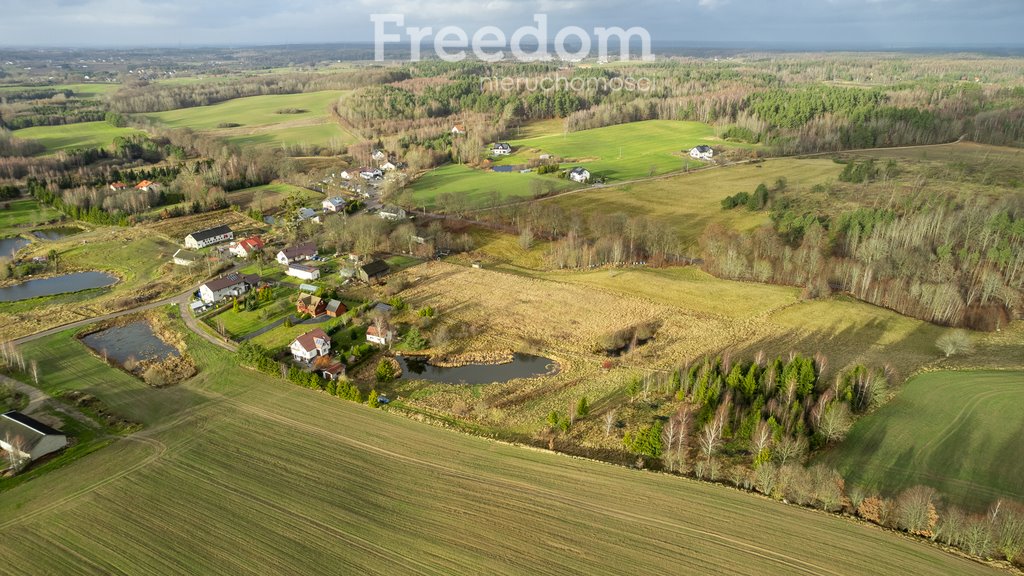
[491,165,517,173]
[0,271,117,303]
[81,321,179,365]
[397,353,558,385]
[0,237,29,258]
[32,226,81,241]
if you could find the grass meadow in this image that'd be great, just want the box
[547,158,844,251]
[502,120,758,181]
[821,370,1024,512]
[12,121,144,154]
[0,325,1000,576]
[407,163,576,209]
[0,198,61,237]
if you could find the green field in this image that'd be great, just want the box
[548,158,843,250]
[502,120,756,181]
[0,328,999,575]
[822,370,1024,511]
[0,198,61,237]
[12,121,144,154]
[144,91,353,149]
[0,83,121,98]
[227,182,322,212]
[408,163,576,209]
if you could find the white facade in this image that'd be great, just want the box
[323,197,346,212]
[491,143,512,156]
[689,146,714,161]
[199,282,246,304]
[569,168,591,183]
[367,328,393,346]
[287,265,321,281]
[172,249,200,267]
[290,333,331,363]
[379,206,407,221]
[184,229,233,249]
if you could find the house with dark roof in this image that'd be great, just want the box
[358,260,390,284]
[290,328,331,363]
[276,242,318,265]
[689,145,714,161]
[379,205,407,221]
[491,142,512,156]
[0,411,68,463]
[198,272,261,304]
[184,225,234,249]
[297,293,327,317]
[569,167,591,183]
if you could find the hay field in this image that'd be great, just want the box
[0,329,1000,576]
[13,121,144,154]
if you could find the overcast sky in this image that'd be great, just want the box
[1,0,1021,48]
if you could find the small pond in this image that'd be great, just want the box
[491,165,517,173]
[0,271,117,303]
[397,353,558,385]
[0,237,29,258]
[32,226,81,241]
[81,321,179,365]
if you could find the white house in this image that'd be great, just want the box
[184,225,233,249]
[360,167,383,180]
[277,242,317,265]
[569,167,591,183]
[379,205,407,221]
[198,272,260,304]
[172,249,201,267]
[287,264,321,281]
[366,325,394,347]
[323,197,346,212]
[451,124,466,135]
[689,145,714,161]
[229,236,264,259]
[339,169,355,180]
[491,143,512,156]
[380,161,398,172]
[0,411,68,464]
[290,328,331,363]
[371,149,388,162]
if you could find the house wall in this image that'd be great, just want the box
[186,232,233,249]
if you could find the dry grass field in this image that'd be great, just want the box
[0,327,1002,576]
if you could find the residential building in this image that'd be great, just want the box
[289,328,331,363]
[491,142,512,156]
[135,180,159,192]
[359,167,383,180]
[287,264,321,281]
[198,272,260,304]
[451,124,466,135]
[229,236,265,259]
[379,205,407,221]
[323,197,346,212]
[297,207,317,221]
[689,145,714,161]
[372,149,388,162]
[276,242,317,265]
[569,167,591,183]
[380,160,398,172]
[109,182,129,192]
[297,293,327,317]
[366,325,393,346]
[0,411,67,463]
[184,225,233,249]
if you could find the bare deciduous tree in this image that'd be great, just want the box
[603,408,617,437]
[936,329,975,358]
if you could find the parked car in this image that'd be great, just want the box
[377,395,391,405]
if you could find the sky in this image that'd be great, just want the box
[0,0,1022,48]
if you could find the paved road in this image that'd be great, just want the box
[177,298,237,352]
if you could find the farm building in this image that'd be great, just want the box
[325,299,346,317]
[358,260,390,284]
[323,197,346,212]
[290,328,331,363]
[287,264,321,281]
[184,225,234,249]
[297,294,327,317]
[172,249,202,267]
[199,272,261,304]
[276,242,317,265]
[366,325,393,347]
[379,205,407,221]
[491,143,512,156]
[689,145,714,160]
[569,167,591,183]
[0,411,68,463]
[229,236,264,258]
